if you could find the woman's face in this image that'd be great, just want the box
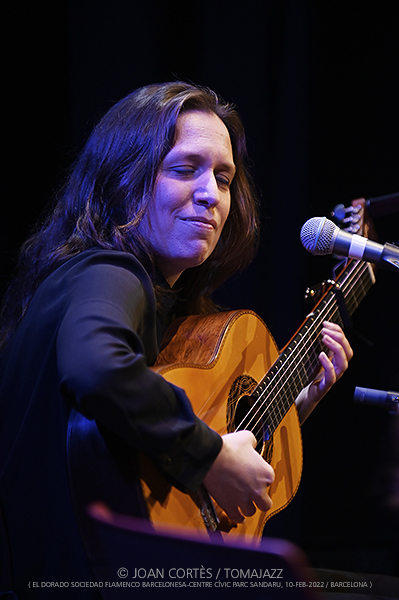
[142,110,235,286]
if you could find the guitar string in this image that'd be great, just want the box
[242,300,343,435]
[222,260,371,436]
[246,261,372,437]
[253,261,372,434]
[254,300,335,431]
[226,300,328,436]
[234,290,331,434]
[233,261,372,440]
[272,260,372,407]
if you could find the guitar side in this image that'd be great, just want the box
[141,310,303,543]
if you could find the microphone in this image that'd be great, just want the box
[300,216,399,272]
[354,386,399,415]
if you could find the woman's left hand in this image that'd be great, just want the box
[295,321,353,423]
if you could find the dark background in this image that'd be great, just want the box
[2,0,399,577]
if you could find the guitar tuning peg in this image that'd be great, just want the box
[342,213,362,232]
[345,224,361,233]
[350,213,362,223]
[331,203,364,231]
[330,203,346,222]
[331,203,363,220]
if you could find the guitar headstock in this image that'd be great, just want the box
[304,197,377,305]
[304,192,399,303]
[330,197,378,241]
[331,191,399,241]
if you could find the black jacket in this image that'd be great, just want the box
[0,249,221,598]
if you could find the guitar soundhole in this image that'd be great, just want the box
[227,375,269,454]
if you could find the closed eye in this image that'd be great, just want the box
[215,174,231,189]
[168,166,196,177]
[164,164,233,190]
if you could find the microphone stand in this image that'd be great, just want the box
[378,243,399,273]
[354,387,399,416]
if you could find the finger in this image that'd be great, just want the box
[322,332,346,352]
[322,333,351,362]
[322,321,342,332]
[322,332,350,367]
[225,508,246,524]
[239,501,257,518]
[223,486,272,521]
[263,461,276,485]
[320,348,346,385]
[235,429,257,449]
[318,351,337,387]
[322,323,353,360]
[253,466,275,511]
[254,491,273,513]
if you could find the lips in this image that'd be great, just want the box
[181,216,217,229]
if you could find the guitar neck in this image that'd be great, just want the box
[246,260,375,437]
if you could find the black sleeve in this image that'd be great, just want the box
[56,254,222,493]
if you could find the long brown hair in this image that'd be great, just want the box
[0,82,259,351]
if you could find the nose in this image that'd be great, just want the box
[193,171,220,207]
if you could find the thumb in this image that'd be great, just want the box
[235,429,257,448]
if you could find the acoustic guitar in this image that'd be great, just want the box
[67,201,375,551]
[140,257,375,543]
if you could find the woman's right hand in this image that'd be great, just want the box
[203,430,275,523]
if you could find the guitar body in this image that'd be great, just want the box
[141,309,303,543]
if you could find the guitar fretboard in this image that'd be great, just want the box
[245,260,375,438]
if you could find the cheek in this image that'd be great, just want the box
[155,176,189,208]
[146,187,173,229]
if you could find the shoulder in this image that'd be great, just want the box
[35,249,157,323]
[51,248,153,295]
[54,248,152,282]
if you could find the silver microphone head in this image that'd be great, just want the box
[300,217,337,255]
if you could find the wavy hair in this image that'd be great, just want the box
[0,82,259,351]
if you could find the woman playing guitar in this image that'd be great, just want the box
[0,82,352,597]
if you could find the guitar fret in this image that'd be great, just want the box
[248,260,374,439]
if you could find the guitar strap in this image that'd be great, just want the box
[332,283,373,348]
[331,282,352,329]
